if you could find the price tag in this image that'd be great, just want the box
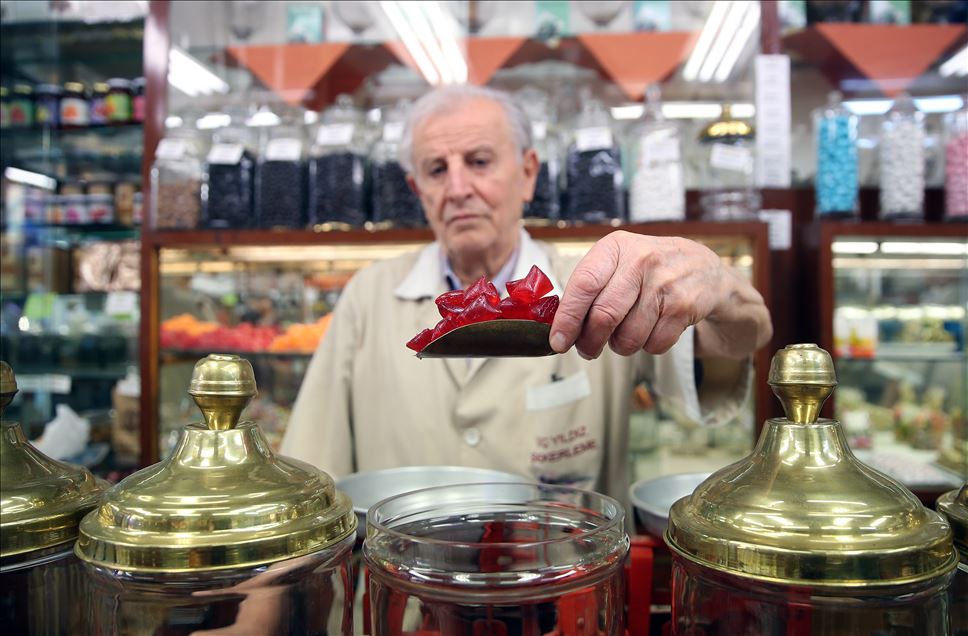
[757,209,792,251]
[206,143,244,165]
[265,138,303,161]
[16,374,72,395]
[709,143,753,174]
[155,138,186,161]
[383,121,404,142]
[105,291,138,318]
[641,131,680,165]
[575,126,613,152]
[531,121,548,141]
[316,123,355,146]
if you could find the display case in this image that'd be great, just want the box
[814,221,967,498]
[0,3,146,477]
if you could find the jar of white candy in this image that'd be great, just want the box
[628,84,685,222]
[879,93,925,220]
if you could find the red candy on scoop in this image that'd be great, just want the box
[406,265,559,352]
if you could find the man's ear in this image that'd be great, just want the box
[406,173,419,196]
[522,148,540,203]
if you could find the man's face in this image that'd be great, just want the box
[407,98,538,259]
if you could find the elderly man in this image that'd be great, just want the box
[281,85,772,503]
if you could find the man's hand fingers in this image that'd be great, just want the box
[608,288,659,356]
[573,267,642,359]
[550,240,619,352]
[643,314,689,355]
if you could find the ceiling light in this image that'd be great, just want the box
[4,167,57,191]
[698,1,749,83]
[245,108,281,127]
[682,1,731,82]
[843,95,964,116]
[832,241,878,254]
[168,47,229,97]
[423,0,468,84]
[165,115,183,128]
[714,1,760,82]
[196,112,231,130]
[939,45,968,77]
[381,0,441,85]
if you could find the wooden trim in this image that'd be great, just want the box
[760,0,782,55]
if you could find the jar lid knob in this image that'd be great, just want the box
[768,344,837,424]
[188,354,257,430]
[0,361,16,416]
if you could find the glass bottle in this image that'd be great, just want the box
[105,78,133,124]
[255,122,307,229]
[879,92,925,220]
[0,86,9,129]
[308,94,369,229]
[516,87,562,224]
[9,83,34,128]
[813,91,859,219]
[150,126,204,229]
[371,100,424,228]
[628,84,685,222]
[202,124,256,228]
[943,95,968,221]
[60,81,90,128]
[565,89,624,224]
[89,82,110,126]
[34,83,62,128]
[698,104,759,220]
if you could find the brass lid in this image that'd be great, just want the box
[699,104,754,142]
[667,344,957,588]
[1,362,105,563]
[937,484,968,564]
[76,354,356,573]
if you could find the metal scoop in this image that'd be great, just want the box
[416,320,556,359]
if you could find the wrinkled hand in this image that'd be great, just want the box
[549,231,766,360]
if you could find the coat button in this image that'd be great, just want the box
[462,427,481,447]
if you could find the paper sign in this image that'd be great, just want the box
[383,122,404,142]
[315,123,355,146]
[642,131,680,164]
[265,138,303,161]
[758,209,793,251]
[155,138,186,161]
[105,291,138,318]
[710,143,753,173]
[575,126,613,152]
[206,143,244,165]
[755,54,792,187]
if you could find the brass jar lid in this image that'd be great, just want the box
[76,354,356,573]
[667,344,957,588]
[699,104,754,142]
[1,362,106,565]
[937,484,968,564]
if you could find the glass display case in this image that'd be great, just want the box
[0,2,146,478]
[818,222,967,496]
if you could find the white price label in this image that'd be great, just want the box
[641,132,680,165]
[155,139,186,161]
[105,291,138,317]
[575,126,613,152]
[383,121,404,142]
[709,143,753,174]
[531,121,548,141]
[265,138,303,162]
[316,123,355,146]
[206,143,244,165]
[757,209,792,251]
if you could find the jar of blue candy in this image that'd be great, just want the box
[813,91,859,219]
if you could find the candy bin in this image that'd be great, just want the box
[516,86,562,224]
[76,354,357,635]
[308,94,370,229]
[372,100,424,228]
[944,95,968,221]
[666,344,957,635]
[1,361,106,635]
[937,483,967,634]
[879,92,926,220]
[628,84,685,223]
[565,88,625,224]
[813,91,859,219]
[364,482,629,635]
[256,122,308,229]
[203,124,256,228]
[698,105,760,221]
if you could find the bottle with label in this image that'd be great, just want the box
[131,77,146,123]
[152,127,205,229]
[308,94,370,228]
[813,91,858,219]
[371,100,424,227]
[90,82,110,125]
[60,82,90,128]
[516,86,562,224]
[879,92,925,220]
[203,124,255,228]
[0,86,10,129]
[565,89,624,224]
[105,78,133,124]
[255,122,307,229]
[698,104,760,221]
[9,84,34,128]
[34,84,62,128]
[943,95,968,221]
[628,84,685,223]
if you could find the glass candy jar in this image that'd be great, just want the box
[667,344,957,635]
[150,127,204,229]
[813,91,859,218]
[565,90,624,224]
[516,86,562,224]
[937,484,967,635]
[943,96,968,221]
[308,94,370,229]
[698,104,760,220]
[255,123,307,229]
[879,93,925,219]
[203,124,256,228]
[76,354,357,636]
[364,482,629,635]
[371,100,424,228]
[628,84,685,222]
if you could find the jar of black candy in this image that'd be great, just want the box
[564,90,624,224]
[255,123,307,229]
[371,100,425,228]
[203,125,256,228]
[516,87,562,224]
[308,94,369,229]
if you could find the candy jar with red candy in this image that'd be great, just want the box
[944,95,968,222]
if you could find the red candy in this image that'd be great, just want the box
[408,265,559,352]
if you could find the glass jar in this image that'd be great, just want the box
[0,86,10,129]
[34,83,62,128]
[565,90,625,224]
[813,91,859,218]
[879,92,925,219]
[131,76,145,123]
[698,104,760,220]
[60,81,90,128]
[203,125,255,228]
[628,84,685,222]
[105,78,133,124]
[90,82,110,126]
[151,128,204,229]
[113,179,137,226]
[255,123,308,229]
[308,94,369,228]
[515,87,562,224]
[364,482,629,635]
[9,84,34,128]
[371,100,424,227]
[943,96,968,221]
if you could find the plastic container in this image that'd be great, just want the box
[564,90,625,224]
[371,100,424,227]
[628,84,685,222]
[255,123,308,229]
[698,104,760,220]
[202,125,255,228]
[364,482,629,635]
[813,91,859,218]
[151,127,204,229]
[879,92,925,219]
[943,96,968,221]
[308,94,370,228]
[60,81,90,128]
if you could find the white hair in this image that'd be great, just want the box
[398,84,533,174]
